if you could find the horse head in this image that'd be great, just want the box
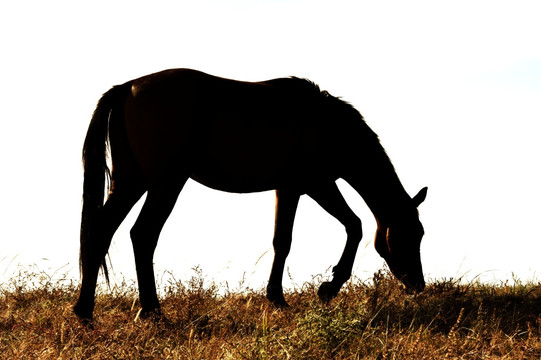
[375,187,427,292]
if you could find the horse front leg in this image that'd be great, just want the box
[307,182,363,302]
[266,189,300,307]
[130,181,185,319]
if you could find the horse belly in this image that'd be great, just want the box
[190,117,301,192]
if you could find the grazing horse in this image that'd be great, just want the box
[74,68,427,321]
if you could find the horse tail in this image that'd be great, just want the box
[80,82,131,283]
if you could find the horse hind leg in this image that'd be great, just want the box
[266,189,300,307]
[307,182,363,303]
[74,182,145,321]
[129,178,187,318]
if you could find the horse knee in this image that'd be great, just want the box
[80,224,111,263]
[272,234,292,256]
[129,225,159,254]
[129,226,143,245]
[345,218,363,240]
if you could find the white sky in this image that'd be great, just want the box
[1,1,540,291]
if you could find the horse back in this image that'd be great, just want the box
[121,69,349,192]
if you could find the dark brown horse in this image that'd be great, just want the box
[74,69,427,321]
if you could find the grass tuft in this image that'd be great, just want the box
[1,268,540,359]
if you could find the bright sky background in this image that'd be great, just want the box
[1,1,540,292]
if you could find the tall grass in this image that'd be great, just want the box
[1,268,540,359]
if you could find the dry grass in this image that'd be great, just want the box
[1,268,540,359]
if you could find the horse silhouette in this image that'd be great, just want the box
[74,69,427,321]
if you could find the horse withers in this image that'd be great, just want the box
[74,68,427,322]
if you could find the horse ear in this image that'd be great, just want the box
[412,187,428,207]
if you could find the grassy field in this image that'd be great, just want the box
[1,268,540,359]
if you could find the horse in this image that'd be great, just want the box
[73,68,428,322]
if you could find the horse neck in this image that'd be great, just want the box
[346,145,412,225]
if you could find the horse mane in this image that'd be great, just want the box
[265,75,395,172]
[293,78,382,139]
[286,77,367,124]
[299,77,398,173]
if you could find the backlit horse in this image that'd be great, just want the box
[74,69,427,321]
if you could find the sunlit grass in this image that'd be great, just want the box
[1,267,540,359]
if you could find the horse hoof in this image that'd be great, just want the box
[270,296,290,308]
[73,304,93,327]
[138,308,169,324]
[317,281,339,303]
[75,315,94,329]
[266,287,290,308]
